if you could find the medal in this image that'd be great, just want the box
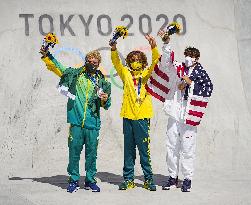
[136,97,143,104]
[133,75,143,104]
[96,87,104,98]
[86,72,102,98]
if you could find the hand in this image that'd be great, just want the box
[100,93,108,102]
[109,40,117,51]
[182,76,192,85]
[157,29,165,38]
[144,34,156,49]
[178,82,186,91]
[39,45,49,57]
[158,29,170,44]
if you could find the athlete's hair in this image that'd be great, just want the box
[85,50,102,63]
[184,47,200,59]
[126,50,148,69]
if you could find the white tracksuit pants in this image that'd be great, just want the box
[166,117,197,180]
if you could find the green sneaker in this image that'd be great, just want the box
[144,179,157,191]
[119,180,136,190]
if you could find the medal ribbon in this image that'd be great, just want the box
[132,75,142,99]
[87,72,99,89]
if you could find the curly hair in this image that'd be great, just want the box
[126,50,148,69]
[184,47,200,59]
[85,50,102,63]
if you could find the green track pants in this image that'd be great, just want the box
[67,124,99,183]
[123,118,153,181]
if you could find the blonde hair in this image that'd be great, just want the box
[85,50,102,63]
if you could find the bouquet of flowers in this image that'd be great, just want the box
[110,26,128,44]
[160,22,181,42]
[166,22,181,36]
[42,33,59,51]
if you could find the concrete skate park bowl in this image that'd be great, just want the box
[0,0,251,204]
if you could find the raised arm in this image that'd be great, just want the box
[40,46,66,77]
[142,35,160,82]
[158,29,174,71]
[109,41,127,82]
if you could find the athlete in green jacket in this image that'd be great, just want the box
[40,46,111,193]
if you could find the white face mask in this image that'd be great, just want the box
[185,56,196,67]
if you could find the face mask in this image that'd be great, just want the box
[85,62,97,74]
[130,62,143,71]
[185,56,196,67]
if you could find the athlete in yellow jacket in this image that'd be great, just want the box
[110,34,159,191]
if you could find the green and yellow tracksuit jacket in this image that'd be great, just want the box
[42,53,111,130]
[111,47,159,120]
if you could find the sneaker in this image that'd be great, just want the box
[84,182,100,192]
[181,178,191,192]
[162,176,178,190]
[118,180,135,190]
[67,181,80,193]
[143,179,157,191]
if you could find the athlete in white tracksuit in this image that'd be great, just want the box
[158,31,213,192]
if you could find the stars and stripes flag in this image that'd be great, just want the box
[145,51,175,103]
[145,50,212,127]
[184,94,209,126]
[145,62,170,103]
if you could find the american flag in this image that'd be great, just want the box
[145,50,175,102]
[146,46,213,126]
[145,62,170,103]
[184,94,209,126]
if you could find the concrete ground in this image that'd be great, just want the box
[1,170,251,205]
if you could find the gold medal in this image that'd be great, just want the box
[136,97,143,104]
[133,75,143,105]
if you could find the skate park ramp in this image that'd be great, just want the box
[0,0,251,204]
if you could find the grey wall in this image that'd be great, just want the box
[0,0,251,181]
[235,0,251,114]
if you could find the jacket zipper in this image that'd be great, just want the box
[82,79,91,128]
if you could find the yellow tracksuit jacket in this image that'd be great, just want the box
[111,47,159,120]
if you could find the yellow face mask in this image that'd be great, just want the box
[130,62,143,71]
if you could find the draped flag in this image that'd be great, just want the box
[184,95,210,126]
[145,46,213,126]
[145,51,174,102]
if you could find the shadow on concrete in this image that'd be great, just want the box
[135,174,182,188]
[9,175,74,189]
[9,173,178,189]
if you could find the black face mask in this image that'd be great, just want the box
[85,62,97,74]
